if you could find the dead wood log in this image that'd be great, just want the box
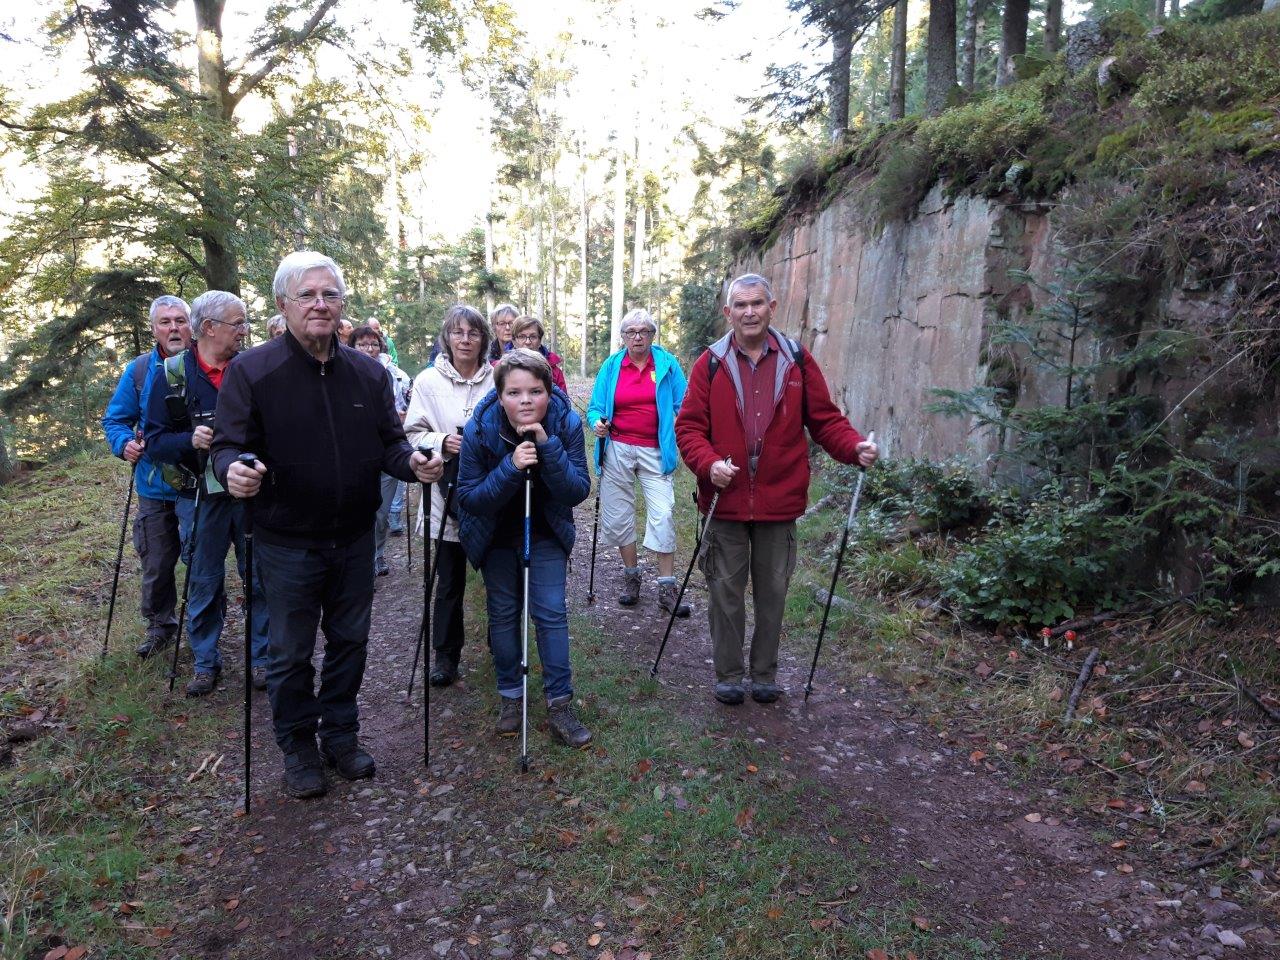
[1065,648,1101,722]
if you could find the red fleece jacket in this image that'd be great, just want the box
[675,334,865,522]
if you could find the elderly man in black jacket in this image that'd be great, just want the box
[212,251,443,799]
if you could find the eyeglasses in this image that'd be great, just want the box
[514,333,541,345]
[450,329,482,341]
[623,329,652,339]
[286,290,345,307]
[207,318,250,332]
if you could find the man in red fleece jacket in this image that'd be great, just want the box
[675,273,878,706]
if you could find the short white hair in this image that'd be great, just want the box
[726,273,774,303]
[149,295,189,324]
[620,308,657,336]
[273,251,346,301]
[189,290,246,341]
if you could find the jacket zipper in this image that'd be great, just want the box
[317,357,345,530]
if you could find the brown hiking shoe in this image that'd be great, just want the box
[658,581,690,618]
[547,695,592,749]
[496,695,523,737]
[618,569,641,607]
[185,670,219,697]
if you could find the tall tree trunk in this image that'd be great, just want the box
[1152,0,1166,22]
[925,0,958,116]
[960,0,985,90]
[579,143,590,378]
[534,168,545,326]
[1044,0,1063,53]
[828,22,854,143]
[609,147,627,352]
[997,0,1030,88]
[631,187,646,290]
[192,0,241,293]
[484,214,495,315]
[889,0,909,119]
[1169,0,1180,16]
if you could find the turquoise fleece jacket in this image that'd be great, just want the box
[586,344,687,476]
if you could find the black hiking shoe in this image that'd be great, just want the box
[714,682,745,706]
[136,633,174,659]
[429,655,458,687]
[751,682,782,704]
[320,741,376,781]
[618,569,641,607]
[546,695,592,749]
[496,696,522,737]
[251,666,268,691]
[283,744,328,799]
[185,668,221,698]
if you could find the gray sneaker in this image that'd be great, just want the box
[496,695,523,737]
[658,581,690,618]
[546,695,592,748]
[618,569,641,607]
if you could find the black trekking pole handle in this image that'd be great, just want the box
[236,452,259,815]
[651,456,732,678]
[804,432,874,702]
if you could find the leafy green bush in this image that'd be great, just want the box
[862,457,987,531]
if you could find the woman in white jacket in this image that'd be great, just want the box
[403,304,496,686]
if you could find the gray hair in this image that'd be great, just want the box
[148,295,189,324]
[267,314,287,337]
[726,273,774,304]
[189,290,246,341]
[489,303,519,326]
[620,308,657,336]
[272,250,346,301]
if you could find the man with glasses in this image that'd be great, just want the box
[145,290,270,697]
[212,251,444,799]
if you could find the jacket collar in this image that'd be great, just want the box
[434,353,494,386]
[283,327,338,373]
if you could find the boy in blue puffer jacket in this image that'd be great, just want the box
[456,349,593,747]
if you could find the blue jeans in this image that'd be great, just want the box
[389,481,405,524]
[254,531,375,753]
[175,495,269,674]
[374,472,400,568]
[481,538,573,702]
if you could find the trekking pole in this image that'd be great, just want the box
[586,434,605,604]
[520,430,534,774]
[425,429,463,609]
[167,465,206,693]
[236,452,259,815]
[406,446,435,769]
[102,453,138,659]
[804,432,874,702]
[406,483,414,572]
[650,457,731,678]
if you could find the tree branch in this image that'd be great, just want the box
[227,0,340,111]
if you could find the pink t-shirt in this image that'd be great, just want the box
[610,353,659,448]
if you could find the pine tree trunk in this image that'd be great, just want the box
[889,0,909,119]
[1153,0,1166,22]
[926,0,958,115]
[192,0,241,294]
[579,143,590,378]
[960,0,985,90]
[998,0,1030,88]
[1044,0,1063,53]
[828,23,854,143]
[609,148,627,352]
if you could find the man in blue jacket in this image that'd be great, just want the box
[145,290,269,698]
[101,295,192,658]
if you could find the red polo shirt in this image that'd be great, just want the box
[610,352,659,448]
[195,348,226,390]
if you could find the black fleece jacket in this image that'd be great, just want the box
[211,329,417,548]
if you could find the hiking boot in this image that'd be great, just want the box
[618,569,641,607]
[429,655,458,687]
[389,513,404,536]
[546,695,592,749]
[751,682,782,704]
[251,666,268,691]
[135,633,174,659]
[185,669,220,698]
[320,740,376,781]
[658,581,690,618]
[375,557,390,577]
[283,743,328,799]
[495,695,523,737]
[714,681,745,706]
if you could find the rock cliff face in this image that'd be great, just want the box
[733,184,1056,464]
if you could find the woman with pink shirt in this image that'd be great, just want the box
[585,308,689,615]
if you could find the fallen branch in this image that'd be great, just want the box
[812,587,857,611]
[1049,595,1186,638]
[1234,671,1280,726]
[1181,820,1280,872]
[802,493,837,519]
[1065,648,1101,722]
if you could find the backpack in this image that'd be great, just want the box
[706,335,808,423]
[159,351,223,495]
[130,351,150,399]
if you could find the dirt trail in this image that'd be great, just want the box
[170,504,1279,960]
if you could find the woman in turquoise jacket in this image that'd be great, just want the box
[586,309,688,615]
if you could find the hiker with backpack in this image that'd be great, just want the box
[455,349,593,749]
[101,295,194,659]
[674,273,878,707]
[144,290,270,697]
